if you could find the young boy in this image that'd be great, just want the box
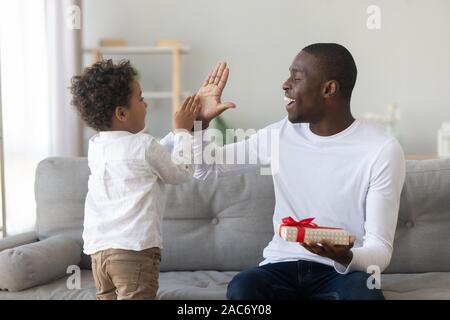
[70,59,198,300]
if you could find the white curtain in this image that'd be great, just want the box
[0,0,82,236]
[47,0,83,157]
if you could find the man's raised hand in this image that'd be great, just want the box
[196,62,236,128]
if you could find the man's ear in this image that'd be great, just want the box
[114,106,128,122]
[322,80,339,98]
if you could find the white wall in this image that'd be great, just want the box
[82,0,450,154]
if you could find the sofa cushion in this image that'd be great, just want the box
[0,269,235,300]
[1,269,449,300]
[381,272,450,299]
[35,157,275,271]
[0,232,38,252]
[0,270,96,300]
[158,271,236,299]
[35,157,91,269]
[34,157,450,273]
[0,236,82,292]
[160,171,275,271]
[384,159,450,273]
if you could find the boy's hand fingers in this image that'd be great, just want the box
[187,96,194,112]
[180,96,191,111]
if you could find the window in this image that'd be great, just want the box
[0,0,50,235]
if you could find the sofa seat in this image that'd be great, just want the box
[158,271,237,299]
[381,272,450,300]
[0,270,238,300]
[0,270,96,300]
[2,269,450,300]
[2,157,450,299]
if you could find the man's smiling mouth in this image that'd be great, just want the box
[284,96,295,106]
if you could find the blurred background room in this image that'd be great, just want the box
[1,0,450,236]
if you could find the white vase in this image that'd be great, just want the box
[438,122,450,158]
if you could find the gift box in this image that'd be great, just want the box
[278,217,349,245]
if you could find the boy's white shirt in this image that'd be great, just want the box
[163,117,405,275]
[82,130,193,255]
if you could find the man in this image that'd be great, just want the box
[167,43,405,299]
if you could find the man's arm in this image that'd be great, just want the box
[171,61,272,180]
[301,138,405,274]
[195,62,236,129]
[333,139,406,274]
[159,62,234,155]
[192,129,268,180]
[159,127,270,180]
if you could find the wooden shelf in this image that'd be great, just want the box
[142,91,191,99]
[83,46,190,55]
[405,155,438,160]
[86,39,189,128]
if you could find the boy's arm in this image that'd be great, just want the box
[158,95,199,153]
[148,95,199,184]
[159,132,175,153]
[146,132,193,185]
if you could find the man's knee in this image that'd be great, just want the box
[345,272,385,300]
[226,272,253,300]
[226,268,268,300]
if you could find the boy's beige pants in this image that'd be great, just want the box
[90,247,161,300]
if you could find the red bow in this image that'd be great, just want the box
[281,217,319,228]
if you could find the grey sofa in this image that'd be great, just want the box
[0,157,449,300]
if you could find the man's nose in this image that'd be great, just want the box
[282,80,290,91]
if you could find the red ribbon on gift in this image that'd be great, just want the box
[281,217,318,228]
[278,216,342,242]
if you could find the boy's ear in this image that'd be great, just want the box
[114,106,127,122]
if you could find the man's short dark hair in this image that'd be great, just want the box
[70,59,137,131]
[302,43,357,100]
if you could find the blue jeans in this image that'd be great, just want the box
[227,260,384,300]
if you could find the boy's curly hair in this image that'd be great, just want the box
[70,59,138,131]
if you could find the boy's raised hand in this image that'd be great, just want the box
[195,62,236,128]
[173,95,200,132]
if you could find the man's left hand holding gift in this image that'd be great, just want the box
[302,235,356,267]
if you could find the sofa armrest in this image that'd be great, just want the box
[0,232,38,252]
[0,236,82,292]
